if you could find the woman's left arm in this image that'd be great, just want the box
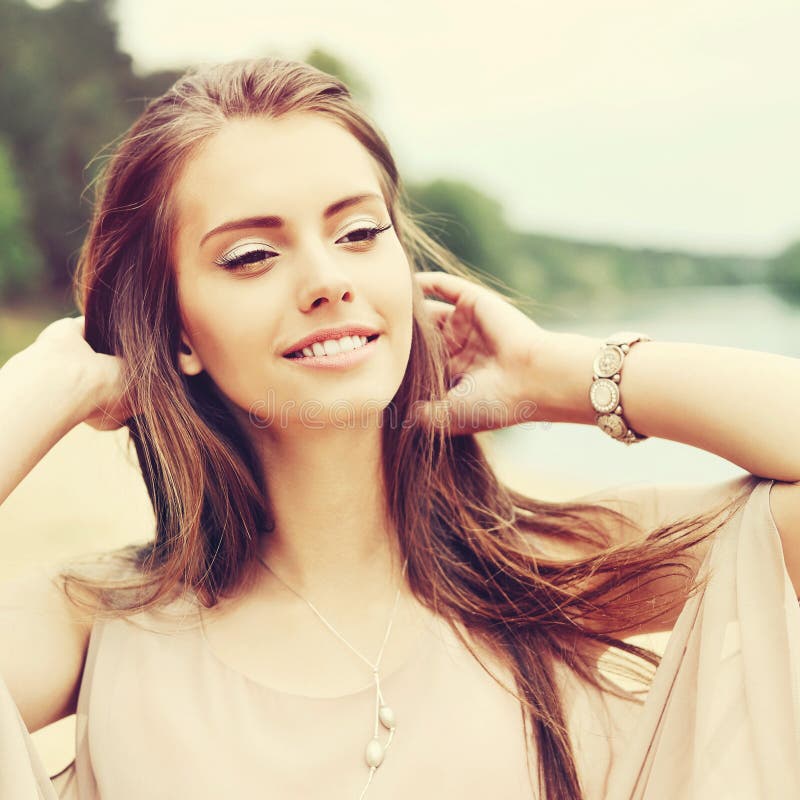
[532,332,800,483]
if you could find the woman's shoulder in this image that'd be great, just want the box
[51,545,203,638]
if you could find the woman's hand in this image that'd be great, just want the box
[414,270,551,434]
[28,315,134,431]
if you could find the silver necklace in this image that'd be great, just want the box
[256,554,409,800]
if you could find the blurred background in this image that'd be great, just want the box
[1,0,799,773]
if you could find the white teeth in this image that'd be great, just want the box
[292,334,374,358]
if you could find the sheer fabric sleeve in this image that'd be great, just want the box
[603,477,800,799]
[0,668,59,799]
[0,608,108,799]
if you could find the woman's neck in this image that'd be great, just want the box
[253,424,406,609]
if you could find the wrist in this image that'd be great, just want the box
[524,331,605,425]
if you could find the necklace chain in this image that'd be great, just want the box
[256,555,408,671]
[255,554,410,799]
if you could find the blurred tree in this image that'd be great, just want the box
[406,178,516,286]
[0,137,43,298]
[0,0,181,296]
[768,239,800,303]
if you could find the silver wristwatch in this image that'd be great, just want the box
[589,331,652,446]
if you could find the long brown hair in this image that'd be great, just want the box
[64,57,752,799]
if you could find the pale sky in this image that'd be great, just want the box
[107,0,799,256]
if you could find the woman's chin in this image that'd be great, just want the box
[243,391,398,433]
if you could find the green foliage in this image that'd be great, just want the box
[406,179,516,285]
[768,240,800,302]
[0,0,181,292]
[0,137,43,298]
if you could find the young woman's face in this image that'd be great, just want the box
[171,113,414,432]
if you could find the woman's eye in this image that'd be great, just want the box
[214,224,392,273]
[337,223,393,245]
[215,245,277,272]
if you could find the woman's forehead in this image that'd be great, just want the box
[172,114,387,248]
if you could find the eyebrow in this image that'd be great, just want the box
[198,192,385,248]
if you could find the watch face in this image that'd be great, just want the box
[589,378,620,413]
[597,413,626,439]
[593,345,624,378]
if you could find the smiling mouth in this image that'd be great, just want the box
[283,334,380,359]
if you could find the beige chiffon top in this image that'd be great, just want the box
[2,475,799,799]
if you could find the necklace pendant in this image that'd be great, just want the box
[365,737,385,768]
[378,704,396,730]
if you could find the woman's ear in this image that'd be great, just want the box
[178,337,204,376]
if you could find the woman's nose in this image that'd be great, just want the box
[296,242,355,311]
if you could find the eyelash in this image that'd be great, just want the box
[214,223,394,273]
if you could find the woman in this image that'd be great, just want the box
[0,57,798,800]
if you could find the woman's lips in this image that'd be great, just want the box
[282,335,380,370]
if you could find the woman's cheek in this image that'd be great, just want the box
[191,320,268,406]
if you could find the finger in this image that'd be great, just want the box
[413,270,478,304]
[422,297,454,327]
[422,298,466,357]
[413,398,455,435]
[414,397,478,437]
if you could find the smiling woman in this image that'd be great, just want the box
[0,57,798,800]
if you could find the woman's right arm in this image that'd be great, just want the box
[0,315,130,506]
[0,316,131,733]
